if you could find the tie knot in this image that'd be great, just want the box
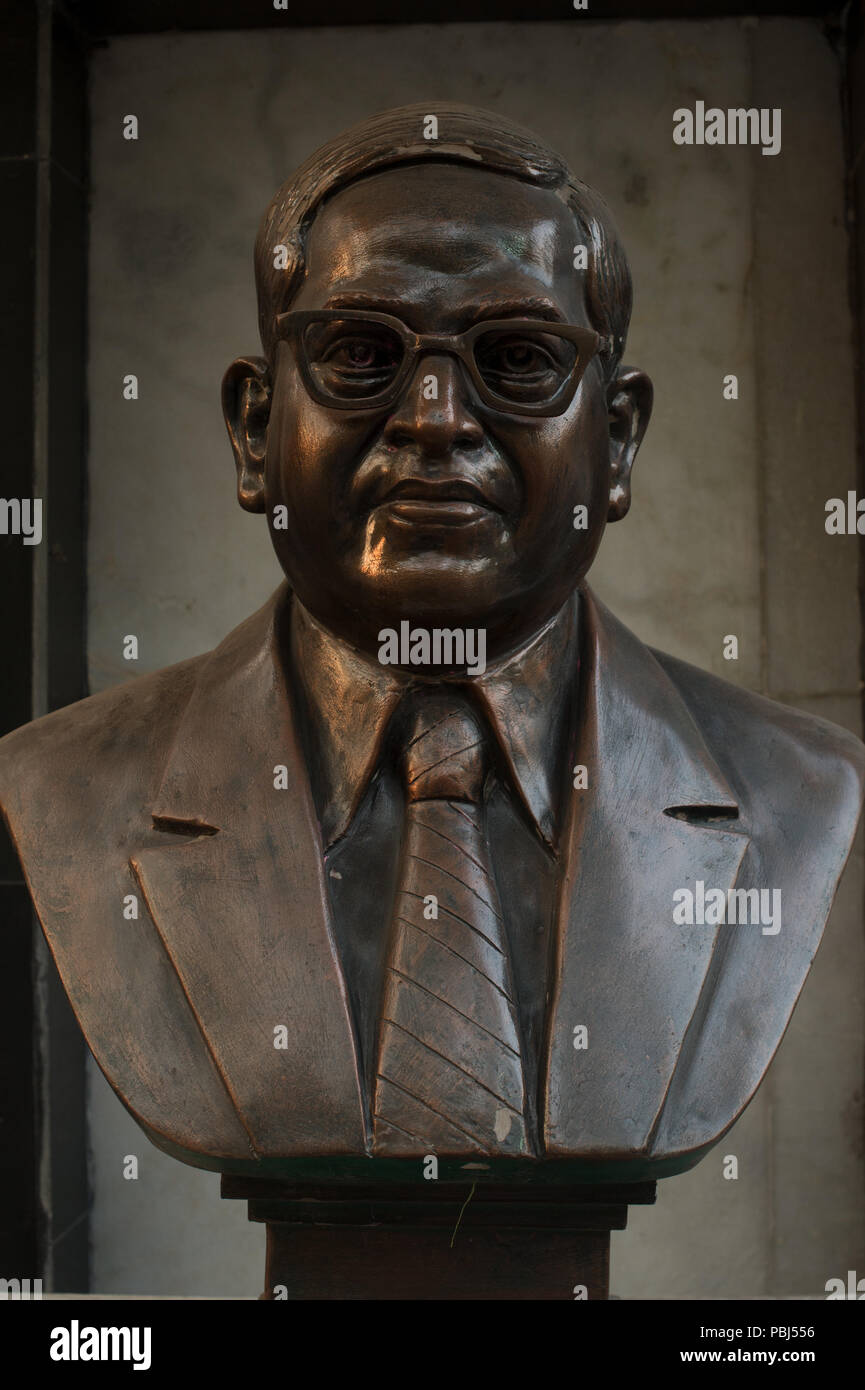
[401,689,487,803]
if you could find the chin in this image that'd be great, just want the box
[361,561,511,621]
[361,539,513,582]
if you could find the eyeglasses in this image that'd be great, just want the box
[274,308,610,418]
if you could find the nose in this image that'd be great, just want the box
[383,354,484,454]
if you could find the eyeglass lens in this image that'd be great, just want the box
[301,318,580,405]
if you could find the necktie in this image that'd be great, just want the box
[372,688,530,1156]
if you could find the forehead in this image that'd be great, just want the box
[295,163,585,324]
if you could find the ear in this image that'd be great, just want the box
[222,355,272,514]
[606,366,653,523]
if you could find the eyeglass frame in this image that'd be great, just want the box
[273,308,611,418]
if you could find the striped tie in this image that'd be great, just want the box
[372,688,529,1156]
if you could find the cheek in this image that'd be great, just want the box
[266,378,373,521]
[497,386,610,549]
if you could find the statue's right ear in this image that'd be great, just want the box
[221,356,271,514]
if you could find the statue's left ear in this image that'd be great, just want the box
[606,366,653,522]
[222,356,272,514]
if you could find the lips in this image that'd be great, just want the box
[378,477,498,525]
[385,478,491,505]
[384,499,489,525]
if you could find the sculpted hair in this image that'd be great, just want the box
[254,103,633,379]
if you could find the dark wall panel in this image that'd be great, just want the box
[0,0,89,1292]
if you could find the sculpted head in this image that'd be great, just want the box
[223,103,652,666]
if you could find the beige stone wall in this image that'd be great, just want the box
[87,17,862,1297]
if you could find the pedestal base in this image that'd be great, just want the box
[221,1177,656,1300]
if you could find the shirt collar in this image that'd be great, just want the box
[289,593,580,850]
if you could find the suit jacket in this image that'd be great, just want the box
[0,582,862,1184]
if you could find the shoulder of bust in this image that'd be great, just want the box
[0,652,259,1163]
[651,647,865,836]
[0,655,205,832]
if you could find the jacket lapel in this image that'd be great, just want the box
[543,587,751,1157]
[132,584,366,1158]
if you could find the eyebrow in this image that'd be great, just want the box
[322,292,567,326]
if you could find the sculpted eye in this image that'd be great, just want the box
[329,338,397,371]
[302,318,406,400]
[485,340,553,376]
[506,345,533,368]
[473,329,575,402]
[346,341,376,368]
[322,333,403,376]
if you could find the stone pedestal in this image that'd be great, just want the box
[221,1175,657,1300]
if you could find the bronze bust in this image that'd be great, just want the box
[1,104,862,1199]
